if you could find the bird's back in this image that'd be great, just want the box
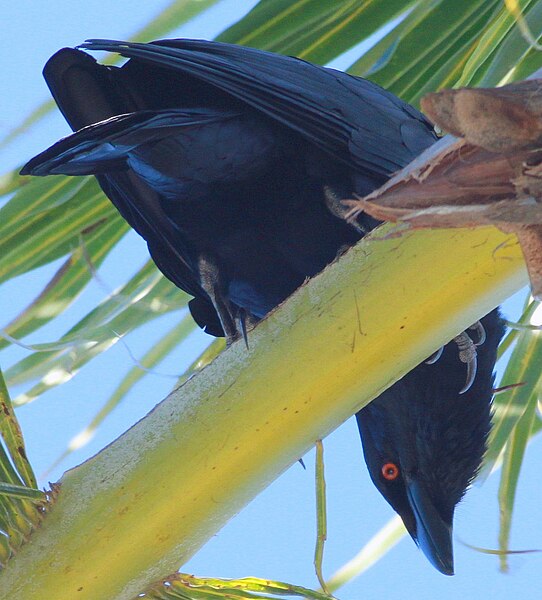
[23,40,437,334]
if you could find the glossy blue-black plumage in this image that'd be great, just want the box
[21,39,504,574]
[22,39,437,333]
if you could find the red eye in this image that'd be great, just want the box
[381,462,399,481]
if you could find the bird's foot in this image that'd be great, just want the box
[453,331,478,394]
[324,186,367,233]
[467,320,486,346]
[426,321,487,394]
[198,252,238,344]
[198,254,259,347]
[455,321,487,394]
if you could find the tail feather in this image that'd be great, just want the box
[42,48,130,131]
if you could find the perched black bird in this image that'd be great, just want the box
[22,39,504,575]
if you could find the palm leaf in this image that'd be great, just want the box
[1,1,541,595]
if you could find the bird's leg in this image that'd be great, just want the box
[324,185,367,234]
[197,252,238,345]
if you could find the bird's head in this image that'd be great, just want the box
[356,310,504,575]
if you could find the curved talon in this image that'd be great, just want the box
[425,321,484,391]
[198,252,237,344]
[238,309,250,349]
[236,309,259,350]
[469,321,486,346]
[454,331,478,394]
[459,353,477,394]
[426,346,444,364]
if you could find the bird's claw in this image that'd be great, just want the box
[425,346,444,364]
[237,309,258,349]
[198,252,237,344]
[468,320,486,346]
[457,348,477,395]
[426,321,486,394]
[454,320,486,394]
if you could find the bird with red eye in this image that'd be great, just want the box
[381,462,400,481]
[357,308,503,577]
[21,37,505,577]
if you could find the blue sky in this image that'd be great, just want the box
[1,2,541,599]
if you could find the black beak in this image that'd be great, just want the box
[406,478,454,575]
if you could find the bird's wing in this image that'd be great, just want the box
[21,107,245,178]
[80,39,437,178]
[18,48,210,305]
[21,104,279,315]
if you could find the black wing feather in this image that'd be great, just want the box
[80,39,436,176]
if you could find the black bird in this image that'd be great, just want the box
[21,39,504,575]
